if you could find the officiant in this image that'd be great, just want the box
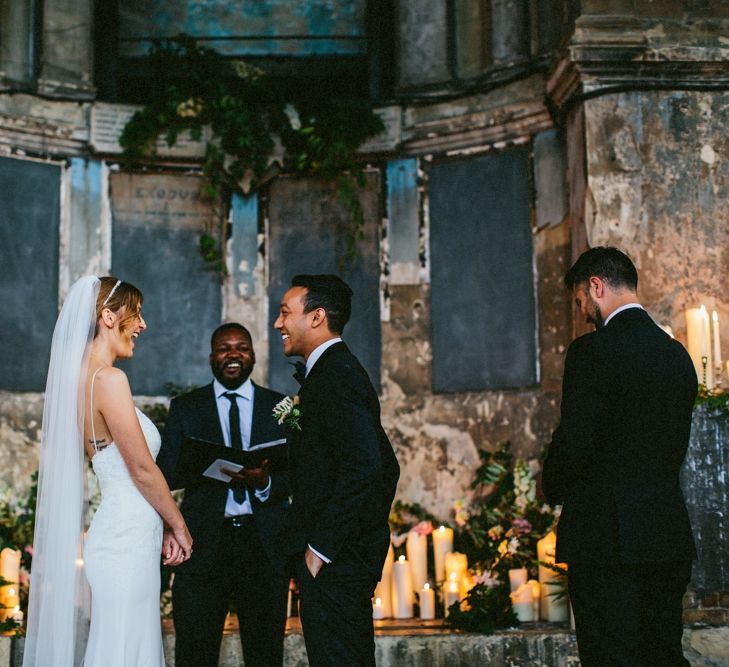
[157,322,290,667]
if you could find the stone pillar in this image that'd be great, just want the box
[38,0,95,99]
[682,407,729,595]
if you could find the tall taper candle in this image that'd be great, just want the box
[713,310,722,371]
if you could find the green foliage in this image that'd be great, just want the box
[446,583,518,633]
[695,385,729,415]
[388,500,440,537]
[120,35,384,269]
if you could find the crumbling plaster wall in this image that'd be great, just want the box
[382,221,572,520]
[583,90,729,348]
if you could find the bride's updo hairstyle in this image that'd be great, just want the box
[95,276,144,336]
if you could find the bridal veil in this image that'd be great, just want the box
[23,276,98,667]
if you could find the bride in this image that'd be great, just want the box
[22,276,193,667]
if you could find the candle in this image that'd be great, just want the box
[374,544,394,618]
[510,582,535,622]
[406,530,428,591]
[444,574,461,616]
[372,596,385,620]
[713,310,722,368]
[432,526,453,582]
[444,551,469,597]
[685,307,714,387]
[529,579,541,621]
[0,548,20,623]
[508,567,528,593]
[419,583,436,620]
[392,555,414,619]
[536,531,569,622]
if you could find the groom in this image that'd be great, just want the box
[274,274,400,666]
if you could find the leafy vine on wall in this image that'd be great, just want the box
[119,35,385,271]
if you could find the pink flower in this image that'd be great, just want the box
[412,521,433,536]
[474,571,498,588]
[24,545,33,556]
[512,518,532,537]
[19,570,29,586]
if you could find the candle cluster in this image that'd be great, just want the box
[0,548,23,626]
[685,306,724,388]
[372,525,477,621]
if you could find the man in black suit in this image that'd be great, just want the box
[157,323,290,667]
[273,274,400,667]
[542,247,697,666]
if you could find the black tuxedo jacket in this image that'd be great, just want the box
[157,382,290,574]
[285,342,400,579]
[542,308,698,564]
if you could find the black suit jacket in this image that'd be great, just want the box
[157,382,290,574]
[286,342,400,580]
[542,308,698,564]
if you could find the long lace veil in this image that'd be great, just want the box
[23,276,98,667]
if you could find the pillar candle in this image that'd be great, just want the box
[419,583,435,620]
[537,531,569,622]
[374,544,394,618]
[372,597,386,620]
[443,574,460,616]
[0,548,20,586]
[685,306,714,387]
[510,582,535,622]
[529,579,541,621]
[0,548,20,622]
[508,567,528,593]
[406,530,428,591]
[432,526,453,582]
[444,551,468,597]
[392,555,414,619]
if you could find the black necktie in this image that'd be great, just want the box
[291,361,307,386]
[224,392,245,503]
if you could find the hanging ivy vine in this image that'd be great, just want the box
[119,35,385,271]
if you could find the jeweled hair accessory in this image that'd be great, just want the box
[102,279,122,307]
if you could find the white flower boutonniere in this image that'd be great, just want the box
[272,395,303,431]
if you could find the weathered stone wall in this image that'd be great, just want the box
[383,222,572,519]
[582,90,729,352]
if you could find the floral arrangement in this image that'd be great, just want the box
[272,396,303,432]
[0,473,36,635]
[389,442,558,633]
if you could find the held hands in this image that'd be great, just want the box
[162,523,193,566]
[221,459,270,491]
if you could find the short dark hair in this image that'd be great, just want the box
[564,246,638,291]
[291,274,353,334]
[210,322,252,349]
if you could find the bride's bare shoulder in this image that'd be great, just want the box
[90,366,132,395]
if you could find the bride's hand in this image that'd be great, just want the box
[172,523,193,561]
[162,529,183,566]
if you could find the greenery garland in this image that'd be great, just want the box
[119,35,384,272]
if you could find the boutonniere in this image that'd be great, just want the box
[272,395,303,431]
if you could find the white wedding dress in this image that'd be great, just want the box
[82,400,165,667]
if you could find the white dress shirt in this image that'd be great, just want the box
[213,378,271,517]
[303,337,342,564]
[604,303,643,327]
